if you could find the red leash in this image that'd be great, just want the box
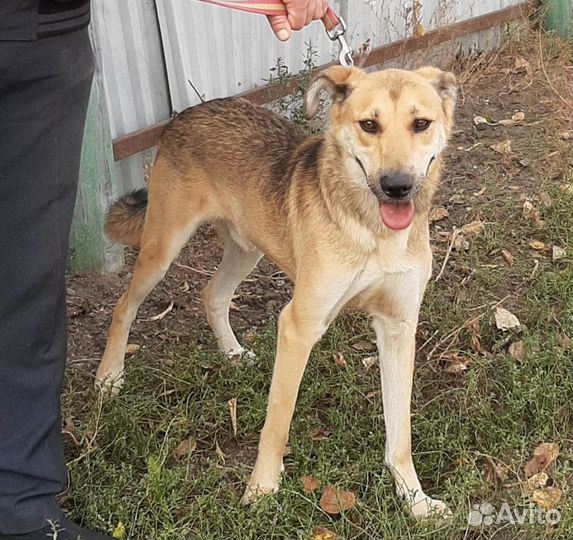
[196,0,354,65]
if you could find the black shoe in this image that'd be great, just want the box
[0,515,113,540]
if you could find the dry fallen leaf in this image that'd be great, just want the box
[442,354,471,373]
[512,111,526,122]
[523,472,548,495]
[215,441,226,464]
[528,240,546,251]
[361,356,378,370]
[63,418,75,435]
[495,307,521,331]
[173,437,197,459]
[552,245,566,261]
[539,191,553,207]
[508,340,525,361]
[312,526,337,540]
[311,427,332,441]
[351,341,376,352]
[558,334,571,351]
[333,352,347,367]
[490,140,512,155]
[501,249,515,266]
[460,220,485,237]
[319,485,356,515]
[429,206,449,222]
[524,442,560,477]
[302,475,320,493]
[228,398,237,437]
[532,487,563,510]
[523,199,534,218]
[481,456,508,487]
[365,390,381,400]
[125,343,141,355]
[467,319,489,355]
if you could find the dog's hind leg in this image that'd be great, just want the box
[96,184,205,392]
[202,224,262,357]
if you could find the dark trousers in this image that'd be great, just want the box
[0,29,94,533]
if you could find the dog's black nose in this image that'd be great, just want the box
[379,172,414,200]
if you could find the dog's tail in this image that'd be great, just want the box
[105,188,148,246]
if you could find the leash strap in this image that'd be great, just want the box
[196,0,354,65]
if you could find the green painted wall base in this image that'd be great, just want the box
[544,0,573,38]
[68,74,123,273]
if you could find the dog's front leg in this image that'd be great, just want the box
[241,274,353,505]
[372,311,449,518]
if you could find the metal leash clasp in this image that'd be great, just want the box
[326,16,354,67]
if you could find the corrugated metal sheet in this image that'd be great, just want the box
[155,0,342,112]
[93,0,524,193]
[91,0,170,192]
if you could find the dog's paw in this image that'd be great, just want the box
[240,460,284,505]
[227,348,256,366]
[240,482,278,506]
[94,370,124,395]
[409,496,451,519]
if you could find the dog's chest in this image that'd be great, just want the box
[348,234,423,299]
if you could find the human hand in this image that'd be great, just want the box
[267,0,328,42]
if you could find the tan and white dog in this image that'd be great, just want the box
[96,65,457,517]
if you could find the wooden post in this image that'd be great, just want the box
[68,41,124,273]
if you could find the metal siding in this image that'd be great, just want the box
[155,0,341,112]
[91,0,170,192]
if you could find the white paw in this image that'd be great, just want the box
[240,482,278,506]
[240,459,283,505]
[227,348,256,366]
[94,370,124,395]
[409,495,451,519]
[226,346,245,358]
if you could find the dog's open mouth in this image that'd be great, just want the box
[379,200,415,230]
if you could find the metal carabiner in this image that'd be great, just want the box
[325,16,354,67]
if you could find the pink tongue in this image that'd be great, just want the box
[380,201,415,230]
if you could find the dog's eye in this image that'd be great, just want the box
[359,120,378,134]
[413,118,431,132]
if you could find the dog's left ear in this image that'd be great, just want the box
[415,67,457,123]
[303,66,363,119]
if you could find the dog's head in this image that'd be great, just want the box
[303,66,457,231]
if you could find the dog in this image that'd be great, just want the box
[95,65,457,518]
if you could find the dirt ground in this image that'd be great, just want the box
[66,33,572,370]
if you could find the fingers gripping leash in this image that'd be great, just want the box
[196,0,354,66]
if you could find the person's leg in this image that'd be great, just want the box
[0,28,96,533]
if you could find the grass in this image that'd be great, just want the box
[61,31,572,539]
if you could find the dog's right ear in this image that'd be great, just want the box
[303,66,362,119]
